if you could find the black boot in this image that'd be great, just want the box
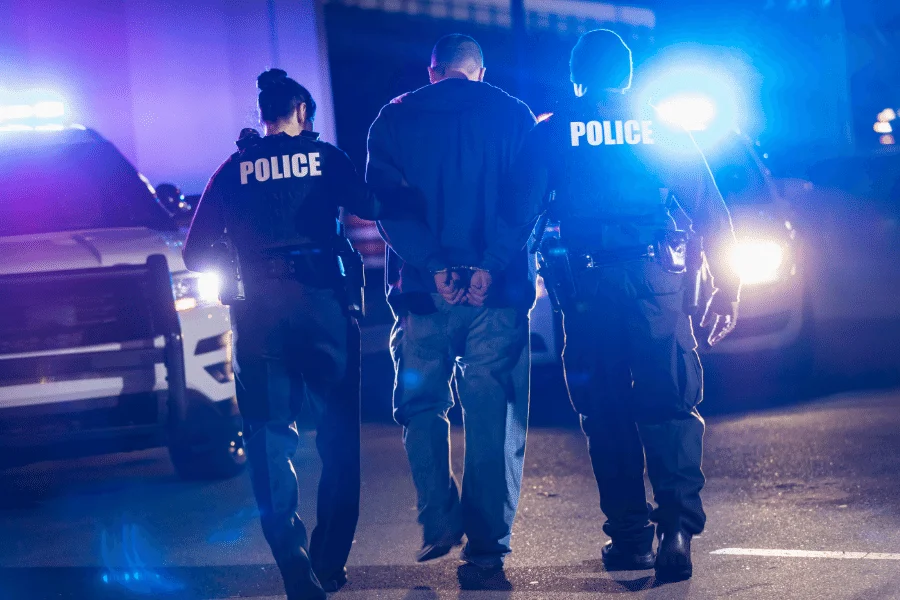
[269,517,327,600]
[655,530,692,582]
[315,567,348,593]
[276,546,326,600]
[601,541,656,571]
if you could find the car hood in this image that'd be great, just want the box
[0,227,187,276]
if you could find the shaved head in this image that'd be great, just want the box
[430,34,485,80]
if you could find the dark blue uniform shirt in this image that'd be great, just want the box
[184,131,384,274]
[514,93,741,302]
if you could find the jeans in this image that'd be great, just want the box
[391,295,530,567]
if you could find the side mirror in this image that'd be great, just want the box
[155,182,195,228]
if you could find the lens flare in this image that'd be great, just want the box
[656,95,717,131]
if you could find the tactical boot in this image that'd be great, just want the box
[276,546,326,600]
[654,530,693,582]
[315,567,348,593]
[601,541,656,571]
[270,520,326,600]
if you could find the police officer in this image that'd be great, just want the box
[184,69,396,600]
[515,30,740,581]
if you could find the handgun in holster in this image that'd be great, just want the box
[531,212,576,313]
[662,191,705,317]
[684,236,705,317]
[214,235,245,305]
[335,235,366,318]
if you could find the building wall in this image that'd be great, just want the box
[0,0,334,193]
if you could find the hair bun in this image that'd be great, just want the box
[257,68,289,91]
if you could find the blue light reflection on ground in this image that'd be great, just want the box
[207,506,260,545]
[99,523,184,594]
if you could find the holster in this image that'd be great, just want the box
[684,236,705,317]
[335,236,366,318]
[215,239,246,305]
[655,230,689,274]
[536,237,576,313]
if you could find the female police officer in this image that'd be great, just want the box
[184,69,396,600]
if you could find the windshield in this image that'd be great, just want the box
[705,136,772,205]
[0,137,172,237]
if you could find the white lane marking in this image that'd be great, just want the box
[712,548,900,560]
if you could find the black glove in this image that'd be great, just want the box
[700,291,739,346]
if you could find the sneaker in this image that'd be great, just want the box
[416,532,464,563]
[457,562,512,591]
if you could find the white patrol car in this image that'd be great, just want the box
[0,125,245,479]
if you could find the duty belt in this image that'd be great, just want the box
[258,248,336,281]
[574,245,655,269]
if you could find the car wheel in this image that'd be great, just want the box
[168,399,246,480]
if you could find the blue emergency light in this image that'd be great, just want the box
[654,94,717,132]
[0,100,67,132]
[635,59,747,151]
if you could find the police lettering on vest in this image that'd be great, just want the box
[570,120,654,147]
[239,152,322,185]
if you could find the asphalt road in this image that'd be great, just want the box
[2,382,900,600]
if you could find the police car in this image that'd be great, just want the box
[528,129,810,367]
[0,117,245,479]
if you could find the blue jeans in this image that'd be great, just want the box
[391,295,530,567]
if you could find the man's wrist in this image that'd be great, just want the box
[426,256,450,275]
[479,258,503,273]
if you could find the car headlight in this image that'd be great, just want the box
[728,239,785,286]
[172,271,221,311]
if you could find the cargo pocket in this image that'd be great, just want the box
[676,316,704,410]
[641,261,686,296]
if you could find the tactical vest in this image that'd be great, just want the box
[224,132,341,259]
[547,96,673,252]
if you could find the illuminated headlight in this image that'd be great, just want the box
[172,272,221,311]
[729,240,785,286]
